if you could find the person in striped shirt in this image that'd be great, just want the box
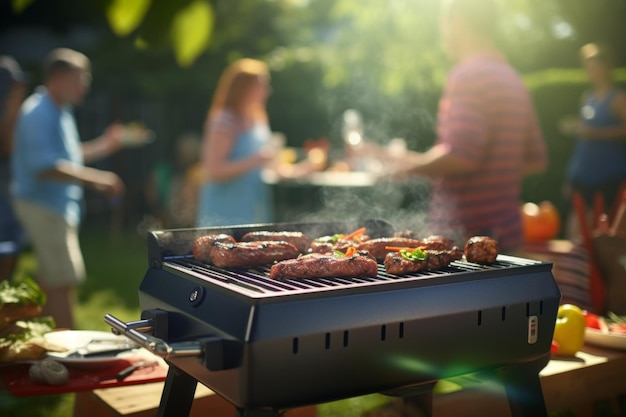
[392,0,547,252]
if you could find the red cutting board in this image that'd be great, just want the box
[1,355,168,396]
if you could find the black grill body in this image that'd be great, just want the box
[134,220,560,415]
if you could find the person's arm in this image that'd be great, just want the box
[399,143,478,177]
[38,160,124,196]
[580,91,626,140]
[81,123,123,163]
[201,119,271,182]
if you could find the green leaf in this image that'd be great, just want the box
[170,0,214,67]
[0,277,46,307]
[11,0,34,14]
[106,0,153,37]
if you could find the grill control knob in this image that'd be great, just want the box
[188,286,205,306]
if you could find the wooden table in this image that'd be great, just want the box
[432,344,626,417]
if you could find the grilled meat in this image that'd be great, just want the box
[357,237,424,261]
[464,236,499,265]
[394,230,419,239]
[240,231,310,253]
[357,236,455,261]
[270,251,378,280]
[210,241,300,268]
[309,236,359,254]
[384,247,463,275]
[193,234,237,263]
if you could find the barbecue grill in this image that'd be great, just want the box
[105,219,561,417]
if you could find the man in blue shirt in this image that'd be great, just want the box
[12,48,124,329]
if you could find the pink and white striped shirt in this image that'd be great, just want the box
[428,52,546,251]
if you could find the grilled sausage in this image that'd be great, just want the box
[210,241,300,268]
[357,237,424,261]
[240,231,310,253]
[193,234,237,263]
[464,236,499,265]
[384,247,463,275]
[270,251,378,280]
[309,236,359,254]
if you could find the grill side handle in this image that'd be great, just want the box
[105,313,202,359]
[104,313,241,371]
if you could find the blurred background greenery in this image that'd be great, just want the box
[2,0,625,229]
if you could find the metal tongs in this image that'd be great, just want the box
[104,314,203,360]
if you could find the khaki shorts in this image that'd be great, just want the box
[13,199,85,288]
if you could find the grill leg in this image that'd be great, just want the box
[157,365,198,417]
[498,358,549,417]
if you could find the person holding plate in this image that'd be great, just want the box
[11,48,125,329]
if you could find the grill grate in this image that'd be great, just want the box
[164,254,540,297]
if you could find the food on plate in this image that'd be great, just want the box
[240,231,310,253]
[29,358,69,386]
[584,310,626,334]
[210,241,300,268]
[0,317,64,362]
[310,227,369,254]
[552,304,586,356]
[464,236,499,265]
[0,277,46,331]
[383,247,463,275]
[269,248,378,280]
[0,277,66,362]
[192,234,237,263]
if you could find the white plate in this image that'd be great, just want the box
[44,330,138,370]
[585,327,626,350]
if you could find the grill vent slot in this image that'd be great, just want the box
[325,333,331,350]
[380,325,387,341]
[501,306,507,321]
[343,331,349,347]
[399,322,405,339]
[292,338,299,354]
[477,310,482,326]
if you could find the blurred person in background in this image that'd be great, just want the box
[0,56,27,281]
[11,48,125,329]
[196,58,276,227]
[147,132,202,229]
[565,43,626,223]
[388,0,547,252]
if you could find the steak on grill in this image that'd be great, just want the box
[269,251,378,280]
[210,241,300,268]
[384,247,463,275]
[240,231,310,253]
[192,234,237,263]
[464,236,499,265]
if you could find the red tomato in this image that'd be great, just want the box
[521,201,561,242]
[583,311,602,330]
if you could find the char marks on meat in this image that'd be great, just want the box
[240,231,310,253]
[310,236,360,254]
[211,241,300,268]
[270,251,378,280]
[464,236,499,265]
[384,247,463,275]
[193,234,237,263]
[357,237,424,261]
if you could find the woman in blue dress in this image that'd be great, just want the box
[196,59,275,227]
[566,43,626,212]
